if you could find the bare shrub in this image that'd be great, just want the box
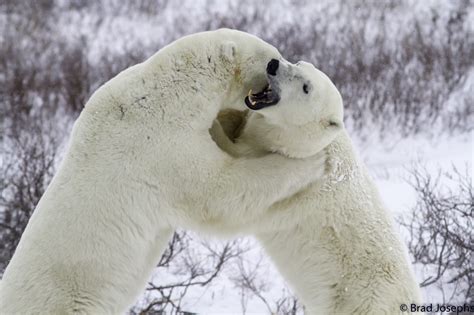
[0,118,58,272]
[130,232,246,314]
[230,253,302,315]
[399,166,473,304]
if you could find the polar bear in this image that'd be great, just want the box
[0,30,329,313]
[211,59,422,314]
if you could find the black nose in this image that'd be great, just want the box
[266,59,279,76]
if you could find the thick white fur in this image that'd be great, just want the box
[0,30,329,313]
[211,61,422,314]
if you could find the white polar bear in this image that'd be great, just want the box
[0,30,329,314]
[211,59,422,314]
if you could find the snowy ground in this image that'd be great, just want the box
[1,1,471,313]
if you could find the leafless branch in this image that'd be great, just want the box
[399,165,473,304]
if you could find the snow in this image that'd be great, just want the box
[362,133,472,213]
[2,0,472,312]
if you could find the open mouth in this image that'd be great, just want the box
[244,83,280,110]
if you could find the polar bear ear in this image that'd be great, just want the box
[325,117,344,130]
[220,41,237,62]
[298,118,343,156]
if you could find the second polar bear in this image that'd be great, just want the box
[0,30,330,314]
[211,59,422,314]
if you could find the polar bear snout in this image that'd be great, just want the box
[244,62,281,111]
[266,59,279,76]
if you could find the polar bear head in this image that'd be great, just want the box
[210,29,284,106]
[227,59,344,158]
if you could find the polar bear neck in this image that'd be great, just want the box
[237,115,362,188]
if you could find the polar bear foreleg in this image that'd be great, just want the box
[190,142,327,224]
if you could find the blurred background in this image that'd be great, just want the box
[0,0,472,313]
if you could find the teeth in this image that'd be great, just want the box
[247,84,273,105]
[247,90,253,103]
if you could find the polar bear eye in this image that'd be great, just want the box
[303,84,309,94]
